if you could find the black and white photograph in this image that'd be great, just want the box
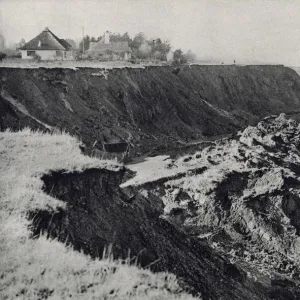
[1,0,300,299]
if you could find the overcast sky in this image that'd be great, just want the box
[1,0,300,65]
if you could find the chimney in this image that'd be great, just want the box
[104,31,110,44]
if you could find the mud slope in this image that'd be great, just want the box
[2,65,300,156]
[120,114,300,299]
[28,167,296,300]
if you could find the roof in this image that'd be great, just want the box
[20,27,72,51]
[87,40,131,54]
[59,39,72,51]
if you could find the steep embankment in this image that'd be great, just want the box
[26,114,300,300]
[36,168,266,300]
[2,65,300,157]
[0,129,197,300]
[121,114,300,298]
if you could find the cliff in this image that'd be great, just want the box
[2,65,300,157]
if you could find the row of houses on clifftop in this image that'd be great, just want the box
[20,27,131,61]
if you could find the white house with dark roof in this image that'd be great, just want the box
[20,27,73,61]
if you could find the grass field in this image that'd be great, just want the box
[0,58,165,69]
[0,129,197,300]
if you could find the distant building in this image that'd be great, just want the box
[20,27,73,60]
[86,31,132,61]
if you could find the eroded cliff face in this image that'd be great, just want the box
[2,65,300,157]
[125,114,300,291]
[29,166,297,300]
[4,65,300,298]
[25,115,300,300]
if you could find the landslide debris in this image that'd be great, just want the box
[32,169,252,300]
[29,123,300,300]
[127,114,300,286]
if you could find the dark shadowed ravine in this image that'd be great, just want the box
[27,162,300,300]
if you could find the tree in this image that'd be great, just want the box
[15,38,26,51]
[173,49,187,65]
[0,33,5,50]
[130,32,146,50]
[136,42,152,59]
[150,38,171,61]
[79,35,90,53]
[185,50,197,62]
[173,49,183,61]
[109,33,121,43]
[0,52,6,61]
[120,32,131,43]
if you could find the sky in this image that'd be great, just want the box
[1,0,300,65]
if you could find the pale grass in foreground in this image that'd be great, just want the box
[0,129,198,300]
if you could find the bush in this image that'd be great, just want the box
[172,49,187,66]
[33,53,41,62]
[9,52,21,59]
[0,52,7,61]
[2,49,21,59]
[185,50,197,63]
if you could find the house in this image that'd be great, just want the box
[20,27,73,61]
[86,31,132,61]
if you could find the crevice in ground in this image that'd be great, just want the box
[26,167,279,300]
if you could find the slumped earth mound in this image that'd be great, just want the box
[155,114,300,279]
[30,114,300,299]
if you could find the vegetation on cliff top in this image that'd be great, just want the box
[0,129,197,300]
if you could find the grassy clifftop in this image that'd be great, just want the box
[0,129,196,300]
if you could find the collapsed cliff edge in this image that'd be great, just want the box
[27,114,300,300]
[2,65,300,158]
[3,64,300,299]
